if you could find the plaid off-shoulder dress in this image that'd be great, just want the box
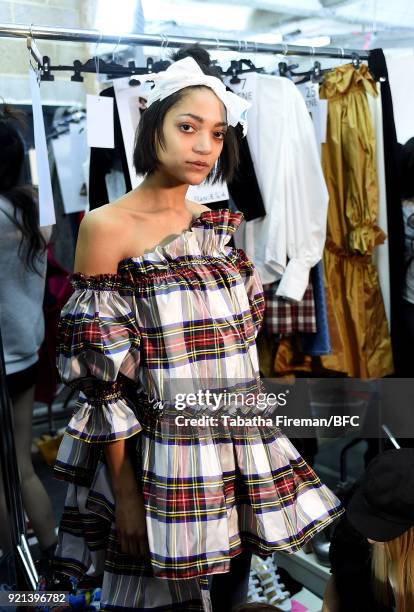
[52,208,343,611]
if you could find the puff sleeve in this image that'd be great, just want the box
[233,248,266,339]
[56,275,142,443]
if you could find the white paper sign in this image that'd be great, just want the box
[187,182,228,203]
[113,76,229,204]
[86,94,114,148]
[52,120,89,214]
[29,67,56,227]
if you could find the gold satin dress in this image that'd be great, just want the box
[274,63,393,378]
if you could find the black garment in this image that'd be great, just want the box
[88,87,132,211]
[329,512,394,612]
[227,124,266,222]
[403,299,414,345]
[209,549,252,611]
[368,49,406,375]
[6,361,39,398]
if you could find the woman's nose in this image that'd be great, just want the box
[193,132,212,154]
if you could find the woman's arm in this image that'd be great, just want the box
[74,209,149,559]
[104,440,150,559]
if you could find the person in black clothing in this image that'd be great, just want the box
[323,448,414,612]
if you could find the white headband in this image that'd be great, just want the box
[145,56,251,137]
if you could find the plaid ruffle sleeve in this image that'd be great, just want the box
[56,283,142,443]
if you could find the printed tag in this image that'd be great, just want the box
[86,94,114,148]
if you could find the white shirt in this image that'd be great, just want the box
[226,73,328,302]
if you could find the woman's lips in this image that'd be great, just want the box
[187,161,209,170]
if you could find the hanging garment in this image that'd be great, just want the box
[52,208,343,611]
[263,280,317,336]
[88,87,132,211]
[34,245,74,406]
[227,123,266,222]
[367,82,391,331]
[317,63,393,378]
[369,49,406,375]
[226,72,329,301]
[300,261,332,357]
[295,83,332,357]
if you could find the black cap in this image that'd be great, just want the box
[347,448,414,542]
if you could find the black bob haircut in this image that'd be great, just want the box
[133,44,240,184]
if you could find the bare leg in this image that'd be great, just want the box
[4,385,57,551]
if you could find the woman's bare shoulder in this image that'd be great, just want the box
[74,205,130,275]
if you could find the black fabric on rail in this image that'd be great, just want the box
[368,49,406,375]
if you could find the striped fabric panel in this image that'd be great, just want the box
[263,279,317,335]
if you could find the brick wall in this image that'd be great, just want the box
[0,0,99,104]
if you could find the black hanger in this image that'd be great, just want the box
[128,58,171,86]
[223,59,264,84]
[278,61,299,78]
[281,60,329,85]
[311,61,324,84]
[41,56,54,81]
[39,54,170,84]
[351,52,361,69]
[228,60,242,83]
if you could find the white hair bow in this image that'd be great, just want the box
[145,56,251,137]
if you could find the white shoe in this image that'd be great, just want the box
[251,555,292,611]
[248,566,268,603]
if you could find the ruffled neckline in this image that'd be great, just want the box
[70,207,245,287]
[117,207,244,266]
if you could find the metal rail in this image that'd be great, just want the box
[0,22,370,59]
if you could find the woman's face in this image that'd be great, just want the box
[155,87,227,185]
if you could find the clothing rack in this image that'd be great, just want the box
[0,22,370,60]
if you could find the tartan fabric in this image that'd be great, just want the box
[52,208,343,610]
[263,279,317,336]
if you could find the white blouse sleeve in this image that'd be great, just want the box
[275,80,328,302]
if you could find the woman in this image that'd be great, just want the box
[51,46,343,611]
[323,448,414,612]
[0,104,57,566]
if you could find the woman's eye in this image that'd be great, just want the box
[214,131,226,140]
[179,124,194,133]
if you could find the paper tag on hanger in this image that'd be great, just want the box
[86,94,114,148]
[29,67,56,227]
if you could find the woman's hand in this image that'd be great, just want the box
[104,438,150,559]
[115,486,150,559]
